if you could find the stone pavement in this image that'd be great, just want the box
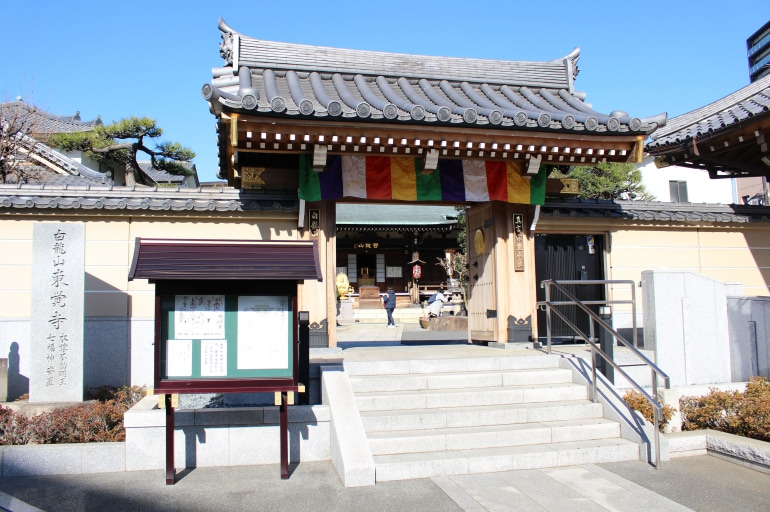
[2,456,770,511]
[1,323,769,511]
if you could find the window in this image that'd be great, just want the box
[669,180,688,202]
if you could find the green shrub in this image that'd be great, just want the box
[680,377,770,442]
[622,390,675,432]
[0,385,146,445]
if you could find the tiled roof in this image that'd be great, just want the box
[0,101,102,135]
[540,198,770,223]
[203,19,665,136]
[647,74,770,148]
[10,133,110,185]
[0,184,298,213]
[336,204,458,229]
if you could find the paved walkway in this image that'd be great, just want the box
[1,324,769,511]
[2,456,770,512]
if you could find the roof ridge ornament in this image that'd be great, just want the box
[218,18,236,66]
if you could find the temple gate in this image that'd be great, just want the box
[201,18,665,347]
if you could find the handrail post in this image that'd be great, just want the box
[590,344,598,403]
[654,406,661,470]
[544,282,550,353]
[631,281,639,348]
[652,368,661,469]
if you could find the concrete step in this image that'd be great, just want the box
[355,383,589,412]
[372,438,640,482]
[343,354,562,377]
[367,418,621,456]
[360,400,605,432]
[349,367,574,393]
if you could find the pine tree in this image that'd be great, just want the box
[50,117,195,186]
[552,161,652,201]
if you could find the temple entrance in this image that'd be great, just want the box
[334,203,467,336]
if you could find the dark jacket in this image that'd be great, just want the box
[383,291,396,309]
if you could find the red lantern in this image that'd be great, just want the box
[412,264,422,280]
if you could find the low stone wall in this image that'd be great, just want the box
[124,397,330,471]
[0,397,331,477]
[667,430,770,475]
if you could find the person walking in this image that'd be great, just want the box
[383,287,397,328]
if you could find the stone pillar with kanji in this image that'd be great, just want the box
[29,223,85,403]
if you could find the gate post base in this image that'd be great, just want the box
[507,315,533,344]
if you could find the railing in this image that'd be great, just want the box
[538,279,670,469]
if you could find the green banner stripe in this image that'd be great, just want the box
[529,165,547,205]
[415,158,442,201]
[298,154,322,201]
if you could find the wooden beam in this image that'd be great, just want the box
[230,114,239,147]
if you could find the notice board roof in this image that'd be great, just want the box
[128,238,321,282]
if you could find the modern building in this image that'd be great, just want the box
[748,20,770,83]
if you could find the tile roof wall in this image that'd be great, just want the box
[0,184,298,213]
[540,198,770,223]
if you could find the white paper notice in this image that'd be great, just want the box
[166,339,192,377]
[237,296,289,370]
[175,295,225,339]
[200,339,227,376]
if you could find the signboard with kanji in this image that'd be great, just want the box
[154,280,298,393]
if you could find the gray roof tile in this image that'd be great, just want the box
[0,101,102,135]
[336,204,458,228]
[648,74,770,148]
[541,198,770,224]
[0,184,298,213]
[203,19,664,136]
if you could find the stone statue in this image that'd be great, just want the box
[336,272,352,300]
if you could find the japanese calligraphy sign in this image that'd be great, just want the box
[513,214,525,272]
[30,223,84,402]
[157,286,296,390]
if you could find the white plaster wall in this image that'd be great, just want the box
[638,157,735,204]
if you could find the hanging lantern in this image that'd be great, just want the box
[412,264,422,280]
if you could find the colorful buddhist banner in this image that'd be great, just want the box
[298,154,546,205]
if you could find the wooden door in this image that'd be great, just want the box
[467,203,497,341]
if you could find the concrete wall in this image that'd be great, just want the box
[0,210,303,391]
[642,270,731,387]
[124,397,330,471]
[728,296,770,381]
[641,270,770,388]
[536,216,770,339]
[0,398,331,477]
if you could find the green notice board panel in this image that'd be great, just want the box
[160,294,293,379]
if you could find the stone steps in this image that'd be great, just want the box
[367,418,621,455]
[359,400,605,432]
[344,353,640,482]
[354,382,590,411]
[372,438,640,481]
[349,367,574,393]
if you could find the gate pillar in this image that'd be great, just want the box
[467,202,538,345]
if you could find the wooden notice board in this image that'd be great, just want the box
[153,280,299,394]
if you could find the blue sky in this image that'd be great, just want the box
[2,1,768,183]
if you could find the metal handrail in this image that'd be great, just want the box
[537,279,671,469]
